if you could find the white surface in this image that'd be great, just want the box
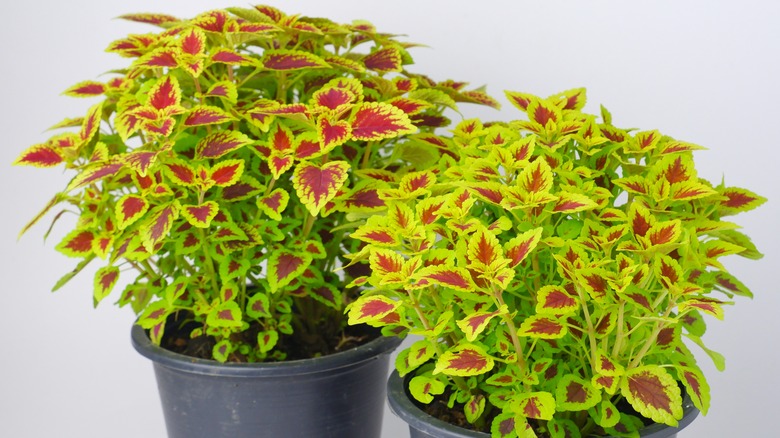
[1,1,777,437]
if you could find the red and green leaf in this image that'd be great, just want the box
[180,201,218,228]
[434,343,495,377]
[184,105,233,126]
[56,229,95,257]
[140,203,179,251]
[268,250,312,292]
[317,116,352,152]
[409,375,445,404]
[678,366,711,415]
[257,188,290,221]
[13,144,63,167]
[518,315,567,339]
[512,392,556,421]
[115,194,149,230]
[555,374,602,411]
[93,266,120,305]
[414,265,475,292]
[292,160,350,216]
[207,301,243,328]
[621,366,683,427]
[347,295,399,325]
[262,49,329,70]
[64,80,106,97]
[196,130,252,159]
[457,307,505,342]
[536,285,578,315]
[718,187,767,214]
[351,102,416,141]
[504,228,543,268]
[209,159,244,187]
[79,102,104,143]
[363,46,403,72]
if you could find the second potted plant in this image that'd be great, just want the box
[348,88,765,437]
[13,4,498,437]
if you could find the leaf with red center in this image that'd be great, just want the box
[434,344,494,377]
[718,187,766,214]
[363,46,402,72]
[459,90,501,110]
[659,140,706,155]
[518,315,567,339]
[79,102,103,143]
[672,180,716,201]
[115,194,149,230]
[93,266,119,306]
[713,271,753,298]
[555,374,601,411]
[513,392,556,420]
[351,102,415,141]
[628,203,654,238]
[268,250,312,292]
[262,49,329,70]
[148,76,181,111]
[13,145,63,167]
[308,285,342,310]
[339,183,385,212]
[179,27,205,56]
[471,184,504,206]
[165,160,197,186]
[351,225,399,246]
[181,201,218,228]
[211,49,253,65]
[595,351,624,376]
[655,255,683,289]
[552,87,587,110]
[614,175,649,196]
[56,229,95,257]
[463,394,486,424]
[196,130,252,159]
[414,265,475,292]
[504,227,543,268]
[408,375,445,404]
[313,87,355,111]
[679,298,725,320]
[207,301,243,329]
[678,366,710,415]
[140,203,179,251]
[646,220,682,248]
[67,162,123,191]
[184,105,233,126]
[135,48,179,69]
[292,160,350,216]
[416,196,446,225]
[369,248,404,279]
[658,155,693,184]
[553,192,597,213]
[519,159,553,194]
[122,150,158,176]
[347,295,399,325]
[257,188,289,221]
[536,285,577,315]
[457,308,504,342]
[400,170,436,195]
[527,98,561,129]
[209,159,244,187]
[631,130,661,153]
[504,90,536,111]
[387,97,430,115]
[246,293,271,319]
[266,123,294,154]
[64,80,106,97]
[118,13,179,26]
[267,154,292,180]
[467,227,505,271]
[621,366,683,426]
[205,81,238,103]
[576,268,611,300]
[294,136,321,160]
[397,340,436,377]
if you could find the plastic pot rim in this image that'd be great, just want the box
[131,324,402,378]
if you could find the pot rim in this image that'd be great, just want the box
[131,324,402,378]
[386,370,700,438]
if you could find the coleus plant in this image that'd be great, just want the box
[347,88,765,437]
[14,5,498,363]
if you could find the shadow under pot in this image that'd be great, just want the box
[386,370,699,438]
[131,324,402,438]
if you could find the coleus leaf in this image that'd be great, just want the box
[512,392,556,421]
[246,293,271,319]
[555,374,602,411]
[413,265,475,292]
[79,102,104,144]
[268,250,312,292]
[679,298,725,320]
[64,80,106,97]
[718,186,767,215]
[56,229,95,257]
[409,375,445,404]
[205,81,238,103]
[433,343,495,377]
[184,105,234,126]
[257,188,290,221]
[268,154,294,180]
[207,301,243,329]
[256,330,279,354]
[621,365,683,427]
[351,102,416,141]
[553,192,597,214]
[140,203,179,252]
[536,285,578,315]
[363,45,403,72]
[262,49,329,70]
[13,144,63,167]
[456,307,506,342]
[115,194,149,230]
[179,27,206,57]
[518,315,567,339]
[396,339,437,377]
[350,225,399,247]
[308,284,343,310]
[312,86,355,112]
[93,266,119,306]
[504,227,543,268]
[466,226,508,272]
[464,394,486,424]
[347,295,399,325]
[292,160,350,216]
[678,366,711,415]
[518,158,553,194]
[118,13,179,26]
[211,49,255,65]
[195,130,252,159]
[209,159,244,187]
[165,160,197,186]
[148,75,182,112]
[180,201,218,228]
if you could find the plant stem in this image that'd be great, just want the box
[573,283,600,370]
[493,286,527,371]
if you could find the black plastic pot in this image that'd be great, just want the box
[387,371,700,438]
[132,325,402,438]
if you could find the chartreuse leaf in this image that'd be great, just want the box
[262,49,329,70]
[717,186,766,215]
[511,391,556,421]
[595,398,620,429]
[414,265,475,292]
[13,144,64,167]
[180,201,218,228]
[257,330,279,354]
[195,130,252,159]
[547,418,580,438]
[213,340,232,363]
[685,334,726,371]
[347,295,399,325]
[93,266,119,306]
[209,159,244,187]
[257,188,289,221]
[620,365,683,427]
[267,250,312,292]
[246,293,271,319]
[518,315,567,339]
[409,374,445,404]
[56,229,95,257]
[434,343,494,377]
[504,228,543,268]
[207,301,243,329]
[556,374,601,411]
[464,393,486,424]
[535,285,578,315]
[140,203,179,251]
[293,160,350,216]
[677,365,711,415]
[351,102,416,141]
[396,339,436,377]
[457,306,506,342]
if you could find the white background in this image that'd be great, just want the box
[1,1,777,437]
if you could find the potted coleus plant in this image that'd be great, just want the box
[347,88,765,437]
[13,5,498,438]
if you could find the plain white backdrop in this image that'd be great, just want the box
[1,1,777,437]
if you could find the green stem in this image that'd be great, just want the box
[573,283,600,370]
[198,228,220,293]
[494,286,527,372]
[361,141,376,169]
